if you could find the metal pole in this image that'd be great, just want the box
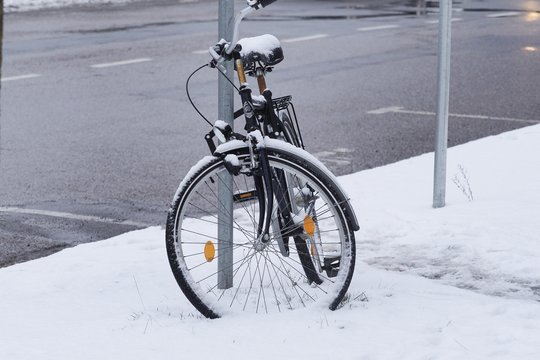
[0,0,4,167]
[433,0,452,208]
[217,0,234,289]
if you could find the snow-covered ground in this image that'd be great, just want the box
[1,124,540,359]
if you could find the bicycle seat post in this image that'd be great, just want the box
[256,68,267,94]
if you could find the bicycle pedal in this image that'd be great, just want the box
[322,256,341,278]
[233,189,258,203]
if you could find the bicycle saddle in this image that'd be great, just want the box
[238,34,284,75]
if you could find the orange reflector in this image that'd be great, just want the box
[304,215,315,237]
[204,241,215,262]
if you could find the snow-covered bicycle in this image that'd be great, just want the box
[166,0,359,318]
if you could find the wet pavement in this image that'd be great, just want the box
[1,0,539,267]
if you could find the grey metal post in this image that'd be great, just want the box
[217,0,235,289]
[433,0,452,208]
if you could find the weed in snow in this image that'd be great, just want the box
[452,164,473,201]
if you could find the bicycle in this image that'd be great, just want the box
[166,0,359,318]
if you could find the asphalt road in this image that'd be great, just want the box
[1,0,539,266]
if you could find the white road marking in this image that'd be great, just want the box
[0,207,153,228]
[320,158,352,166]
[282,34,328,43]
[91,58,153,68]
[487,12,521,18]
[313,148,354,167]
[313,150,337,158]
[425,18,463,24]
[357,24,400,32]
[367,106,540,124]
[334,147,355,153]
[1,73,42,82]
[367,106,403,115]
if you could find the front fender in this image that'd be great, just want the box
[214,138,360,232]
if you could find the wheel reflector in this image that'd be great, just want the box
[304,215,315,237]
[204,241,215,262]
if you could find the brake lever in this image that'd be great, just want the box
[247,0,277,9]
[208,41,229,73]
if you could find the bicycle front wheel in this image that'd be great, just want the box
[166,145,356,318]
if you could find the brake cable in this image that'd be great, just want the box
[186,60,242,127]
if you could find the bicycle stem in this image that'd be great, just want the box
[225,6,256,56]
[226,0,278,55]
[208,5,254,69]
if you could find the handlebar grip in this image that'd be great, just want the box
[209,46,221,61]
[208,46,228,73]
[258,0,277,8]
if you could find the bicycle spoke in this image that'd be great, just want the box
[242,251,261,311]
[261,248,314,304]
[229,248,259,308]
[232,176,259,229]
[208,247,257,295]
[188,244,249,273]
[266,243,335,285]
[193,188,254,241]
[206,175,259,237]
[255,252,269,314]
[186,200,254,241]
[263,253,281,312]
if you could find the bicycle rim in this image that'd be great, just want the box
[167,151,355,317]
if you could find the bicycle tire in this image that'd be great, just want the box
[166,143,356,318]
[278,110,301,148]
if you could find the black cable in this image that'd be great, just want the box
[186,62,241,127]
[216,65,241,93]
[186,63,213,127]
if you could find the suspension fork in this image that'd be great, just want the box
[252,140,274,243]
[249,134,301,244]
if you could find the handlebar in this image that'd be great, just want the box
[249,0,277,9]
[209,0,278,69]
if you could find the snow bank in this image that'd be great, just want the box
[344,124,540,300]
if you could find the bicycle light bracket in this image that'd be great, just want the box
[205,120,247,155]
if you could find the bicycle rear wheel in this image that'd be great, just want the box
[166,145,356,318]
[278,110,302,148]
